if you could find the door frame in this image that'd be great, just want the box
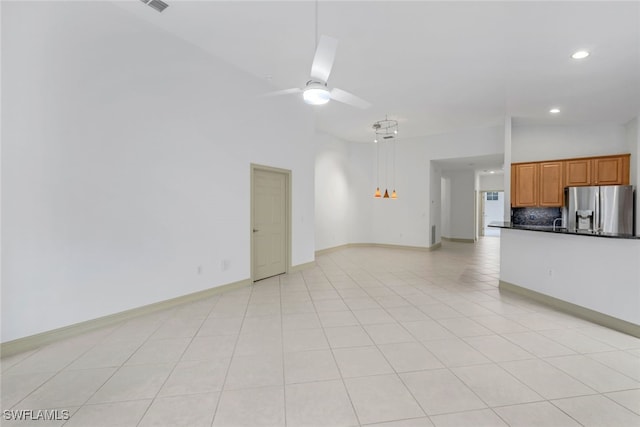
[250,163,292,282]
[480,190,504,236]
[478,191,486,237]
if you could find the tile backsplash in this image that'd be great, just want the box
[512,207,562,226]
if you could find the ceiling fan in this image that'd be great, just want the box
[263,35,371,109]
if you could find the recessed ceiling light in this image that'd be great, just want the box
[571,50,590,60]
[490,171,495,174]
[549,108,561,114]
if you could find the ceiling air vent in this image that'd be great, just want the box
[140,0,169,13]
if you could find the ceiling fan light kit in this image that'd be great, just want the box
[261,1,370,109]
[303,81,331,105]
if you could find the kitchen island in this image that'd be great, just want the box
[490,222,640,337]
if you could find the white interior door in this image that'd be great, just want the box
[252,168,287,281]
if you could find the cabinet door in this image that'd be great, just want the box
[539,162,564,206]
[512,163,538,207]
[593,155,629,185]
[565,159,591,186]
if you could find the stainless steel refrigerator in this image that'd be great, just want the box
[565,185,634,234]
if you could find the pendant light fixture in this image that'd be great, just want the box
[372,116,399,199]
[374,134,381,197]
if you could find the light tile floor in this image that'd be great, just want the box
[2,238,640,426]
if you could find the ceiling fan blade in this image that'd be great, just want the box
[330,88,371,109]
[310,35,338,83]
[259,88,301,98]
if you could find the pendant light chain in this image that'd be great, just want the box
[374,138,381,198]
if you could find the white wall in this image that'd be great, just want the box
[2,2,316,342]
[479,174,505,191]
[315,126,504,250]
[503,116,512,220]
[368,138,430,247]
[430,165,442,245]
[442,170,476,240]
[314,133,351,251]
[346,143,374,244]
[511,123,628,163]
[427,126,505,244]
[346,126,504,248]
[441,177,451,240]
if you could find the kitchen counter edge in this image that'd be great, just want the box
[488,222,640,240]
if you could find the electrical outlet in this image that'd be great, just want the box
[221,259,230,271]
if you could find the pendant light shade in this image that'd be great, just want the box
[383,189,390,198]
[391,189,397,199]
[374,187,381,198]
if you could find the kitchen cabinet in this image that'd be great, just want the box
[565,154,630,186]
[511,161,563,207]
[593,155,629,185]
[512,163,538,207]
[512,154,631,207]
[565,159,591,187]
[539,161,564,206]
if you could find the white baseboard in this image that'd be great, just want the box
[1,278,252,358]
[441,237,475,243]
[315,242,439,257]
[289,261,316,272]
[499,280,640,338]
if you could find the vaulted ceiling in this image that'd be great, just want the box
[116,1,640,143]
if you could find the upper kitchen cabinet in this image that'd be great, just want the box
[565,154,630,187]
[511,161,564,207]
[565,158,591,187]
[592,154,630,185]
[512,163,538,207]
[512,154,631,207]
[539,161,564,206]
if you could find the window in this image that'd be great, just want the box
[486,192,498,201]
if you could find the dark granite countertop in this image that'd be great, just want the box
[488,222,640,240]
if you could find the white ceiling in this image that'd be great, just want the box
[116,0,639,145]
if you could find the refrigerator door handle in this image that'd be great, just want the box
[594,190,600,232]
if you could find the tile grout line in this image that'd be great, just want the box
[133,296,222,427]
[307,260,364,427]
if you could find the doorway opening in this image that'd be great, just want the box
[480,191,504,237]
[250,164,291,282]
